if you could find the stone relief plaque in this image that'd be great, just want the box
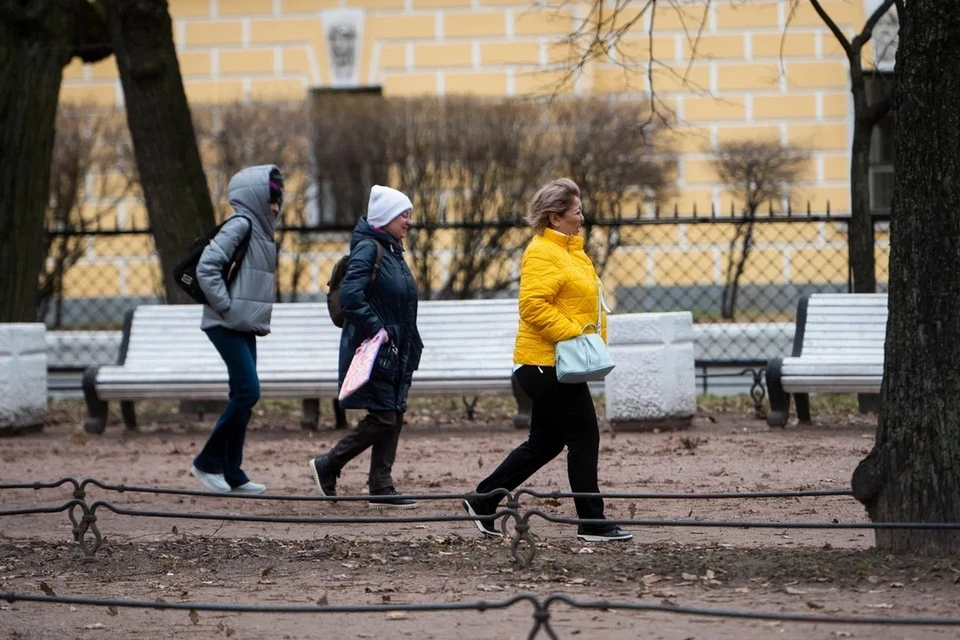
[321,8,365,88]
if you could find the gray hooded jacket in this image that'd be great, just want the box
[197,165,280,336]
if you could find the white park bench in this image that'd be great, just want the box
[81,300,527,434]
[765,293,887,427]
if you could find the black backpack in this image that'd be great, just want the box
[173,217,253,305]
[327,239,383,327]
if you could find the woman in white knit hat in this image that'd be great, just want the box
[310,185,424,509]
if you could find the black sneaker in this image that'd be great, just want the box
[309,455,339,498]
[576,524,633,542]
[462,498,500,537]
[368,487,417,510]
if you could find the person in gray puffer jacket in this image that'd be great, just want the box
[189,164,282,495]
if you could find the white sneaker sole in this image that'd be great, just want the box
[231,484,266,495]
[463,499,501,537]
[577,532,634,542]
[190,466,230,493]
[368,501,418,510]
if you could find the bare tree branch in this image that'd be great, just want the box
[866,92,893,125]
[713,140,807,320]
[808,0,852,57]
[780,0,802,77]
[855,0,896,49]
[681,0,711,89]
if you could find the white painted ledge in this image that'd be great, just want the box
[0,324,47,433]
[605,312,697,431]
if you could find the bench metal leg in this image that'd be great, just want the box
[512,372,531,429]
[795,393,811,424]
[765,358,790,428]
[332,399,347,429]
[461,397,479,420]
[301,399,320,431]
[82,367,108,434]
[857,393,881,415]
[120,401,137,430]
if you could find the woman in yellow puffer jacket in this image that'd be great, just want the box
[463,178,632,543]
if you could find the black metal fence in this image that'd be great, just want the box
[42,210,891,381]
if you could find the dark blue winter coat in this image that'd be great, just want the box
[338,218,423,412]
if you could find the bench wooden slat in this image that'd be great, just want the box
[87,301,525,413]
[766,293,889,426]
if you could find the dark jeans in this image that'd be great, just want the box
[193,326,259,488]
[327,410,404,492]
[475,365,604,520]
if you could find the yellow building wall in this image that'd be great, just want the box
[57,0,878,302]
[61,0,867,212]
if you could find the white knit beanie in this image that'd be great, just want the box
[366,185,413,228]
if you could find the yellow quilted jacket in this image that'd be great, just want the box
[513,228,607,366]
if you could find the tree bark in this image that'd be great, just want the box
[102,0,215,304]
[851,0,960,554]
[0,0,110,322]
[848,82,878,294]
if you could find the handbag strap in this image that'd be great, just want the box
[596,280,602,330]
[581,281,610,335]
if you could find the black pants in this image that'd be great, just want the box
[328,410,403,492]
[475,365,604,520]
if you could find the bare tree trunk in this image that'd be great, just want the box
[848,81,878,294]
[0,1,110,322]
[102,0,215,304]
[851,0,960,554]
[721,216,756,321]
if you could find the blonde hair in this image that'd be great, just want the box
[526,178,581,233]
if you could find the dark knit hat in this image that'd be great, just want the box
[268,168,284,205]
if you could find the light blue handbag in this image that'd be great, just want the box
[555,281,615,383]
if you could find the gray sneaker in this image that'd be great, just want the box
[231,481,266,495]
[190,466,230,493]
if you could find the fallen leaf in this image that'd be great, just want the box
[784,586,808,595]
[106,606,118,616]
[317,593,329,606]
[386,612,407,620]
[189,609,199,625]
[225,627,235,637]
[382,595,391,603]
[171,526,178,535]
[69,606,77,612]
[261,567,273,579]
[867,603,893,609]
[890,582,904,588]
[681,573,698,581]
[806,601,824,610]
[83,623,106,630]
[734,587,750,594]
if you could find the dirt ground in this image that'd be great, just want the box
[1,397,959,640]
